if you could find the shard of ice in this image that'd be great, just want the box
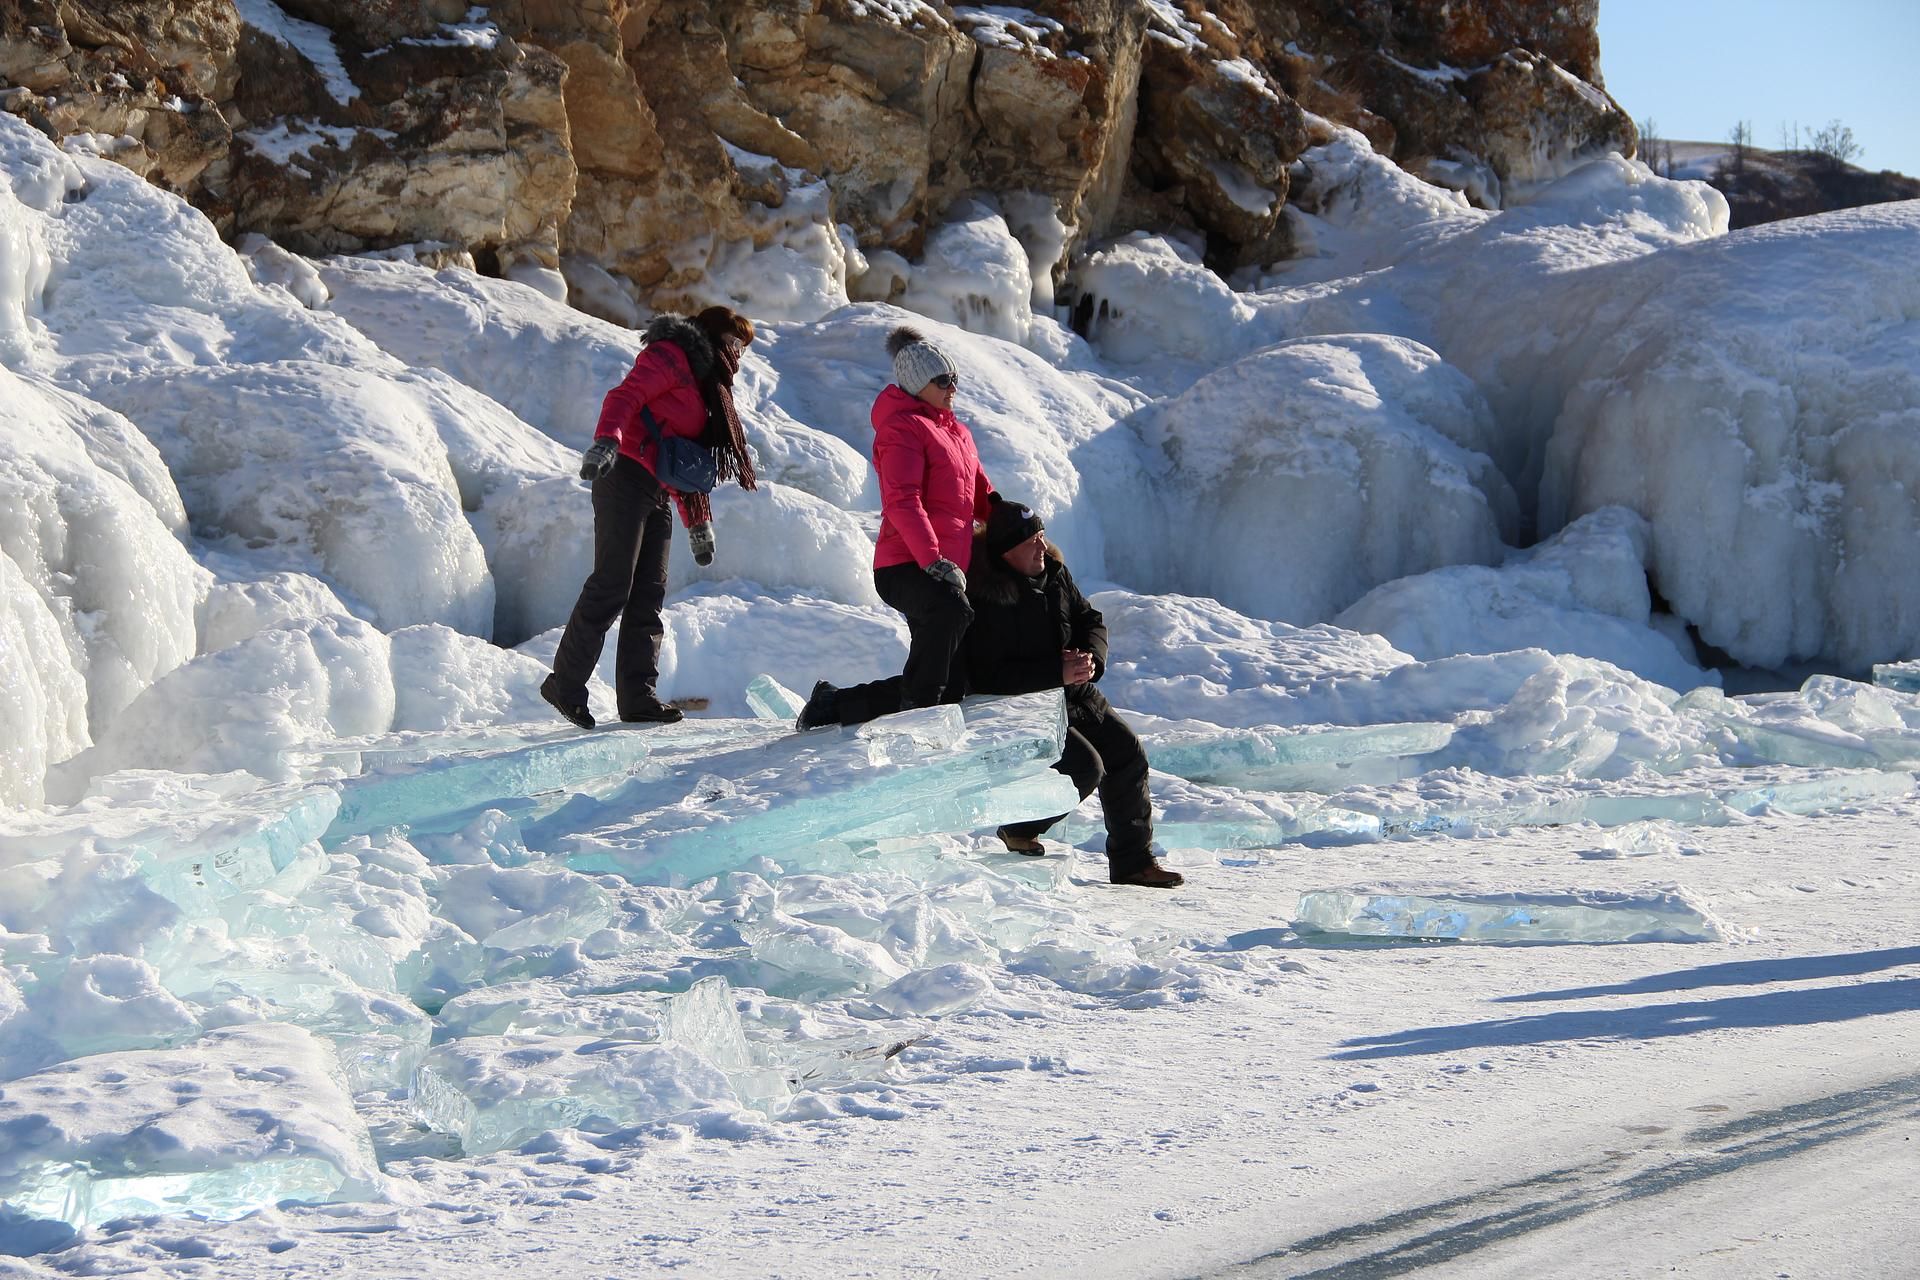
[0,1024,382,1238]
[744,673,805,722]
[2,779,340,913]
[661,976,789,1111]
[1294,885,1729,943]
[548,691,1078,885]
[326,729,655,841]
[433,974,672,1042]
[1144,721,1454,790]
[139,925,434,1093]
[409,1035,738,1155]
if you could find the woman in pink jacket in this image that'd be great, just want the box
[868,325,993,710]
[542,307,758,730]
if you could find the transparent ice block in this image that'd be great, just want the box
[1295,885,1728,943]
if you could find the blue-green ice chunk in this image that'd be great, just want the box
[744,674,805,722]
[550,691,1077,885]
[327,730,654,841]
[1871,660,1920,693]
[409,1035,737,1155]
[1295,884,1730,943]
[1145,721,1454,790]
[3,780,341,913]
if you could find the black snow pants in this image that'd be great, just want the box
[550,454,672,713]
[998,700,1155,867]
[873,561,974,710]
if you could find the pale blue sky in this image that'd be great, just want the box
[1597,0,1920,177]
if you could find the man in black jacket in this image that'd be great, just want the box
[799,496,1183,889]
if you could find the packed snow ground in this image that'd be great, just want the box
[4,97,1920,1276]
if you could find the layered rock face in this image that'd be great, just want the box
[0,0,1633,308]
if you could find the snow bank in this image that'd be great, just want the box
[1254,142,1729,492]
[1099,333,1517,623]
[896,199,1041,346]
[1540,201,1920,670]
[314,254,639,447]
[1068,232,1265,366]
[1336,507,1714,691]
[0,1023,382,1243]
[51,615,396,793]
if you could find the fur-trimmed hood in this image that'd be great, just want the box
[642,313,719,384]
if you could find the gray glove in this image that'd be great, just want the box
[579,438,617,481]
[688,521,716,567]
[925,557,966,595]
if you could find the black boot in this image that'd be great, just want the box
[796,680,840,732]
[995,827,1047,855]
[618,693,684,724]
[541,673,594,730]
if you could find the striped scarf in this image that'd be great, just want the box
[702,337,756,491]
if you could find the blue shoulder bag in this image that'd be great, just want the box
[639,405,718,494]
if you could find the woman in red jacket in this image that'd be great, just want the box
[869,325,993,710]
[542,307,757,730]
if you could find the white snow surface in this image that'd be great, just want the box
[4,109,1920,1274]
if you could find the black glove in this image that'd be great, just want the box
[689,521,716,567]
[579,439,617,481]
[925,558,966,595]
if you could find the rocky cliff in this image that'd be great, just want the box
[0,0,1633,317]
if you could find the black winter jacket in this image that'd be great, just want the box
[961,540,1111,714]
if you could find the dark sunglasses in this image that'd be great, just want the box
[930,373,959,390]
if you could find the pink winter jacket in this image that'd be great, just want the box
[594,339,706,528]
[870,384,993,572]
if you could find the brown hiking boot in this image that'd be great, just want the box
[1109,860,1184,888]
[618,693,684,724]
[995,827,1047,856]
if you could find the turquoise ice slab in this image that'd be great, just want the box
[1294,885,1727,944]
[325,728,659,841]
[1145,721,1455,790]
[545,692,1076,885]
[1,783,340,913]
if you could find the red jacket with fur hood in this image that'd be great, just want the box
[870,384,992,572]
[593,315,715,528]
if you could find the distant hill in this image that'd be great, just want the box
[1653,142,1920,229]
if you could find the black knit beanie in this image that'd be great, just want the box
[983,495,1044,557]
